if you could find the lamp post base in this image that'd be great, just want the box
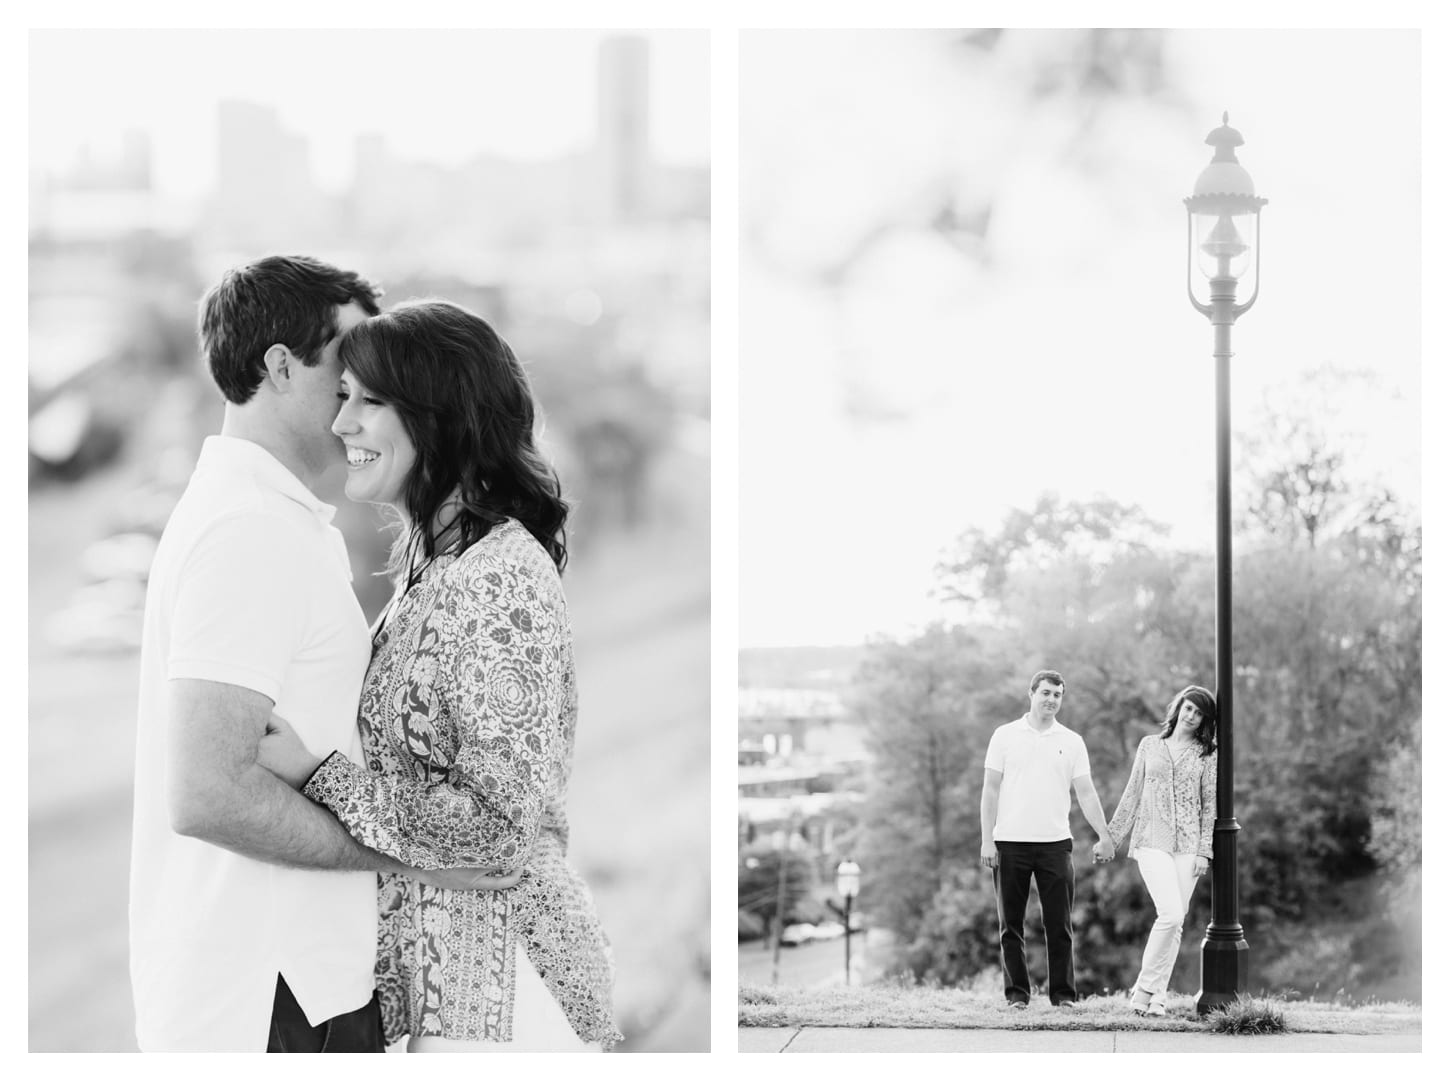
[1196,935,1249,1014]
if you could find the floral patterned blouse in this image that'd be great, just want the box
[304,519,622,1048]
[1107,734,1217,860]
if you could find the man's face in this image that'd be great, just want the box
[289,301,370,467]
[1030,680,1064,720]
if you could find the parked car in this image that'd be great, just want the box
[779,923,818,946]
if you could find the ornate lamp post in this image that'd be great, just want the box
[1185,113,1266,1013]
[835,859,861,986]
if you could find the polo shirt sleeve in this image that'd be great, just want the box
[1069,735,1092,780]
[983,727,1006,772]
[167,511,311,702]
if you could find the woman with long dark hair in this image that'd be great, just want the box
[258,299,620,1051]
[1106,685,1218,1017]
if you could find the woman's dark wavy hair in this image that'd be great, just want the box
[1160,685,1217,756]
[338,299,568,581]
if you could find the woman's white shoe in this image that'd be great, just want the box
[1146,994,1167,1017]
[1130,988,1152,1014]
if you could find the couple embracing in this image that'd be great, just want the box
[129,255,622,1051]
[979,669,1217,1016]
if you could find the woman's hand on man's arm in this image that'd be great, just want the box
[257,714,521,891]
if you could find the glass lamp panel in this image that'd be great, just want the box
[1193,209,1257,282]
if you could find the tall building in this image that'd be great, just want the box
[30,129,161,240]
[595,35,651,222]
[212,100,320,246]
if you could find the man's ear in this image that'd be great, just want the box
[262,344,293,393]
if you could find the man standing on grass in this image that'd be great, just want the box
[979,669,1115,1008]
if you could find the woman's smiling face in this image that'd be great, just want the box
[331,370,418,514]
[1177,699,1203,733]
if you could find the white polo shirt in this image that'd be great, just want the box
[129,436,376,1050]
[984,714,1092,842]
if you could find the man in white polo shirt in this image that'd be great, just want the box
[979,669,1115,1007]
[131,256,512,1052]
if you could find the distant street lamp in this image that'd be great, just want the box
[835,859,861,986]
[1185,112,1266,1013]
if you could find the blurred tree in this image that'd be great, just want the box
[858,403,1420,996]
[852,625,1004,946]
[900,865,1000,986]
[738,850,815,939]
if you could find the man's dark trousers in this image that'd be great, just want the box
[992,839,1076,1005]
[266,974,384,1052]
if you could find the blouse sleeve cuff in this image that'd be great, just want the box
[302,749,361,809]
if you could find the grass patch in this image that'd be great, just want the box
[738,985,1420,1036]
[1202,995,1286,1035]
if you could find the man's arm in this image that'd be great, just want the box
[980,768,1003,868]
[1071,773,1115,861]
[168,678,381,869]
[167,679,516,889]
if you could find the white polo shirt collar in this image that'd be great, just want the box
[196,435,338,526]
[1017,713,1062,736]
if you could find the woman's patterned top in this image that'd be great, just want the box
[1107,734,1217,859]
[304,519,622,1048]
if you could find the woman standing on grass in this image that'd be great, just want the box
[1107,685,1218,1017]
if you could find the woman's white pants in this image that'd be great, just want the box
[1131,848,1202,996]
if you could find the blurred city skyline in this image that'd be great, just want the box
[30,32,708,264]
[29,30,709,442]
[29,29,709,202]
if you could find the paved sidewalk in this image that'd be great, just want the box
[740,1026,1421,1053]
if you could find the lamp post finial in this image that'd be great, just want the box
[1206,114,1245,165]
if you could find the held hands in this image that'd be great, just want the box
[257,713,323,791]
[1092,836,1116,863]
[1193,856,1210,877]
[980,840,998,870]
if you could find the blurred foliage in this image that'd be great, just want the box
[852,625,994,943]
[856,389,1421,999]
[738,850,817,935]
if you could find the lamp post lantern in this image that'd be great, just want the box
[1185,113,1265,1014]
[835,859,861,986]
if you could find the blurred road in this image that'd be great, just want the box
[27,431,710,1051]
[738,937,854,990]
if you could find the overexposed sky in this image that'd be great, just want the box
[739,28,1424,648]
[29,29,708,197]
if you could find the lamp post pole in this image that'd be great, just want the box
[836,859,861,987]
[1200,265,1248,1014]
[1185,113,1265,1013]
[770,829,790,986]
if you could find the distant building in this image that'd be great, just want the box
[30,129,177,241]
[211,100,325,247]
[738,687,866,764]
[737,686,868,879]
[595,35,650,222]
[340,34,705,255]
